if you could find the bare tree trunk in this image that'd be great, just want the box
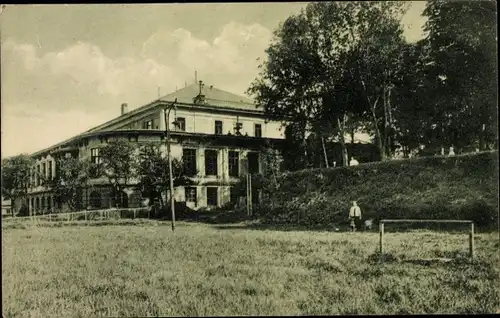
[337,115,349,166]
[479,123,486,151]
[384,87,393,158]
[369,98,386,161]
[360,77,386,161]
[301,128,309,168]
[321,137,329,168]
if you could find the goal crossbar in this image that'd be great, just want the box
[380,219,473,224]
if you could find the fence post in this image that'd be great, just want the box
[85,210,87,222]
[379,222,384,256]
[133,209,136,219]
[469,222,475,260]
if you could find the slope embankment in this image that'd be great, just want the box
[258,151,499,230]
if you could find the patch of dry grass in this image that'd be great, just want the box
[2,221,499,316]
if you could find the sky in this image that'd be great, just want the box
[0,2,428,158]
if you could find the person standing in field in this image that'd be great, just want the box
[349,201,362,232]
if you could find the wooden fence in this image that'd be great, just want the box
[2,207,152,223]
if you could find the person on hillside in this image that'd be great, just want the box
[449,146,455,156]
[349,201,362,232]
[349,157,359,166]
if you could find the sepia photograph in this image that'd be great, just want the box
[1,1,499,316]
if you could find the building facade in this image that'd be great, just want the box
[24,81,286,214]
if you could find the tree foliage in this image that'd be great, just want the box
[97,139,138,207]
[136,143,192,206]
[421,0,498,152]
[47,157,91,211]
[1,154,34,214]
[249,0,497,168]
[248,1,408,166]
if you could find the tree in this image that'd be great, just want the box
[46,156,91,211]
[339,3,410,160]
[422,0,498,152]
[248,1,408,166]
[136,143,192,207]
[1,154,34,216]
[98,139,138,208]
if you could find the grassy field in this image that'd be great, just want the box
[2,220,500,316]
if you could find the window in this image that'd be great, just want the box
[205,150,218,176]
[207,187,218,206]
[144,120,153,130]
[248,152,260,174]
[42,162,47,179]
[91,148,100,165]
[215,120,223,135]
[228,151,239,177]
[48,161,53,180]
[30,168,35,187]
[185,187,197,204]
[89,191,101,209]
[183,148,197,176]
[254,124,262,137]
[176,117,186,131]
[36,165,41,186]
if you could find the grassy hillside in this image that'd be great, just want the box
[257,151,498,230]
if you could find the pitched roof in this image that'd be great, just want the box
[160,83,259,111]
[30,83,262,157]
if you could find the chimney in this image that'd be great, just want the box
[121,103,128,115]
[193,80,206,105]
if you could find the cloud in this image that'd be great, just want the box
[1,21,273,157]
[140,21,272,94]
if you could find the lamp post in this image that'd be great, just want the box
[164,98,178,231]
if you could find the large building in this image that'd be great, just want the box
[25,81,286,214]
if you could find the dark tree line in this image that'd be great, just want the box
[248,1,498,169]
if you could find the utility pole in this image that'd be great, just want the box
[164,98,178,231]
[246,173,252,217]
